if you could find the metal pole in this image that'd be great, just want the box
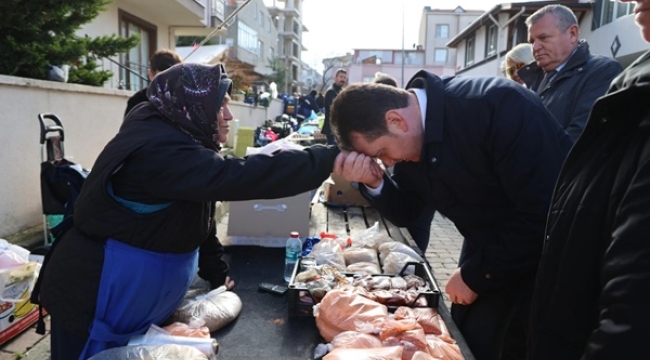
[401,0,405,87]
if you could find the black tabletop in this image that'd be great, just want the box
[213,245,322,360]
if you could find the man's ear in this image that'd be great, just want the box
[385,109,408,133]
[568,24,580,44]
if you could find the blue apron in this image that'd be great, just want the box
[78,239,198,359]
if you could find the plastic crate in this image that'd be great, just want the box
[287,259,441,317]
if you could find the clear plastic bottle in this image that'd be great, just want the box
[284,231,302,283]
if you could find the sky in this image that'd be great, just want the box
[262,0,541,72]
[264,0,548,71]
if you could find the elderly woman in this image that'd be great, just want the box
[38,63,340,359]
[504,43,534,86]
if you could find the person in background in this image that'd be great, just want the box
[330,71,572,360]
[372,71,434,252]
[38,63,341,360]
[297,90,321,124]
[528,1,650,358]
[124,49,182,116]
[321,68,348,145]
[316,92,325,113]
[372,71,398,87]
[504,43,535,86]
[518,4,622,141]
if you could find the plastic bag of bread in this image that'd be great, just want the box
[167,286,242,332]
[378,242,424,263]
[128,324,218,359]
[349,222,391,250]
[330,330,383,349]
[311,239,346,270]
[346,262,382,275]
[382,252,422,275]
[343,247,380,266]
[88,344,209,360]
[314,289,389,342]
[323,346,403,360]
[162,319,210,338]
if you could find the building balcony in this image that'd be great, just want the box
[119,0,225,28]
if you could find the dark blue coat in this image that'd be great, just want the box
[518,40,622,142]
[362,71,573,294]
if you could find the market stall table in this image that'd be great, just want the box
[214,199,475,360]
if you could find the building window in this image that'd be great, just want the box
[435,24,449,38]
[485,24,497,57]
[465,35,475,67]
[258,40,264,58]
[292,42,299,57]
[292,64,298,81]
[260,11,265,27]
[238,20,259,54]
[434,48,447,63]
[595,0,634,29]
[118,10,156,91]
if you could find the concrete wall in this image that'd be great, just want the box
[0,75,283,238]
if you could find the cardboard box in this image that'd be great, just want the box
[227,191,311,247]
[0,259,43,345]
[0,299,42,345]
[324,173,370,207]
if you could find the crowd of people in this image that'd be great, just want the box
[32,1,650,359]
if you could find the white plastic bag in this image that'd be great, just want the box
[88,344,209,360]
[167,286,242,332]
[128,324,217,359]
[0,239,30,268]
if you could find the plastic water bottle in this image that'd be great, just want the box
[284,231,302,283]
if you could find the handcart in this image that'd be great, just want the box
[38,113,88,244]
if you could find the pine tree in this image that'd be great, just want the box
[0,0,139,86]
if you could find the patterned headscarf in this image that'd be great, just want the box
[147,63,233,151]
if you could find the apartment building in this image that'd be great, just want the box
[78,0,228,91]
[266,0,309,94]
[345,6,482,85]
[419,6,484,71]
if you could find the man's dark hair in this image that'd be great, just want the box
[309,90,317,97]
[149,49,183,73]
[335,68,348,77]
[330,83,409,150]
[373,72,398,87]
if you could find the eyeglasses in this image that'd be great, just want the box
[506,63,524,77]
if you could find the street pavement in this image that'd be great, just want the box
[0,213,463,359]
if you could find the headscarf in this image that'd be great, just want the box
[147,63,233,151]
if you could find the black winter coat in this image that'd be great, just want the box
[321,83,343,135]
[529,51,650,360]
[362,71,572,294]
[40,103,339,337]
[518,40,622,142]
